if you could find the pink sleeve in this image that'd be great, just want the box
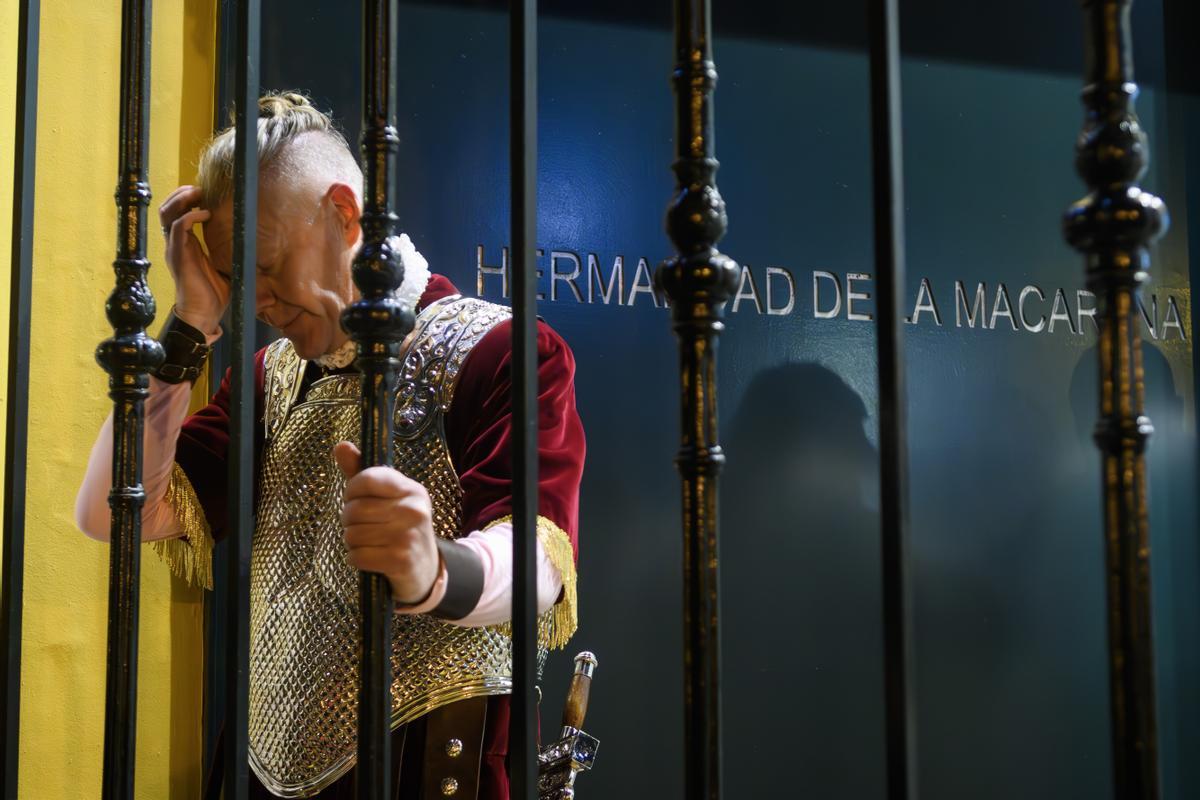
[396,521,564,626]
[75,377,197,542]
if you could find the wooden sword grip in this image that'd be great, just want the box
[561,651,598,732]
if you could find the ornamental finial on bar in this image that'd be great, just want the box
[1063,2,1167,798]
[653,3,737,800]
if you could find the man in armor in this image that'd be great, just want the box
[75,92,584,799]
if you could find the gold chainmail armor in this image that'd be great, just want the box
[239,295,571,797]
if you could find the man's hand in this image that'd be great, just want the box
[158,185,227,335]
[333,441,440,605]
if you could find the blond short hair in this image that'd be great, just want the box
[196,91,361,209]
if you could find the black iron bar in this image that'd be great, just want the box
[867,1,917,798]
[508,0,539,797]
[1064,2,1168,797]
[1,1,40,797]
[343,2,405,797]
[653,1,738,797]
[222,1,260,799]
[97,1,162,797]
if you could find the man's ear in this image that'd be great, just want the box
[325,182,361,246]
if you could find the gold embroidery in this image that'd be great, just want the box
[486,514,579,651]
[151,463,214,590]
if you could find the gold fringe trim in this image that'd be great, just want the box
[150,463,215,590]
[485,514,578,651]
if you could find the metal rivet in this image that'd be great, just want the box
[441,777,459,796]
[445,738,463,758]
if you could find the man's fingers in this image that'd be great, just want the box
[333,441,362,479]
[157,185,194,217]
[340,496,403,526]
[335,442,427,502]
[166,208,211,256]
[158,185,201,229]
[343,521,420,549]
[342,497,427,530]
[160,184,195,205]
[343,465,426,502]
[169,206,210,231]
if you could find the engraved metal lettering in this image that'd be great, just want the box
[1162,296,1186,340]
[846,272,873,322]
[765,267,795,316]
[1048,287,1077,334]
[550,251,584,302]
[955,281,987,329]
[1018,285,1046,333]
[1077,289,1099,335]
[587,254,624,305]
[1137,294,1159,340]
[628,257,659,307]
[990,283,1018,331]
[813,270,842,319]
[731,265,763,314]
[907,277,942,326]
[476,245,509,299]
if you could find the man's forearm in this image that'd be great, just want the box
[74,377,194,542]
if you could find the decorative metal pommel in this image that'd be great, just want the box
[539,651,600,800]
[573,651,597,679]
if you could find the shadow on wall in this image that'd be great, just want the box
[721,362,886,797]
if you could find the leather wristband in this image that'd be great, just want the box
[429,538,485,621]
[153,309,212,384]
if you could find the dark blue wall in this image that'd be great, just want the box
[246,2,1200,797]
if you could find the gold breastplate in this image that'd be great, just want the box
[247,295,544,797]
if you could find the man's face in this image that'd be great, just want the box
[202,180,361,360]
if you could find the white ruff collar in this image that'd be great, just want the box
[316,233,431,370]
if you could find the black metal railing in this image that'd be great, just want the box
[654,2,740,798]
[1064,1,1168,797]
[509,0,541,797]
[22,1,1177,798]
[1,1,40,798]
[222,2,260,799]
[96,2,163,798]
[867,1,916,799]
[341,1,405,797]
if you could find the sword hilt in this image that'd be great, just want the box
[560,651,597,734]
[539,651,600,800]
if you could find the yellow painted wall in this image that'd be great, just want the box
[7,2,218,797]
[0,0,17,478]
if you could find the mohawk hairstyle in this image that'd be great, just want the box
[196,90,361,209]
